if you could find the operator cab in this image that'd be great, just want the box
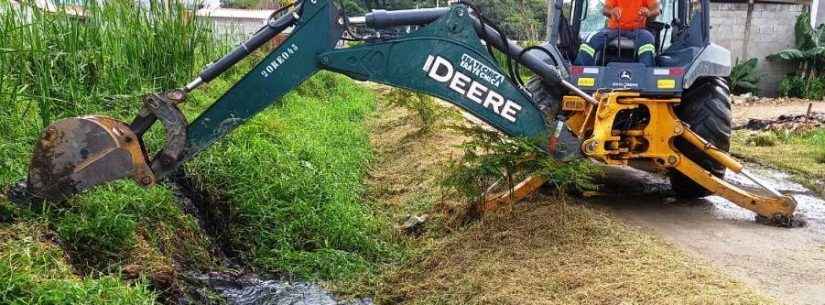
[556,0,710,95]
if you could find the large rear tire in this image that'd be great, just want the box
[669,77,732,198]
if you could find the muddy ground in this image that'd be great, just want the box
[593,99,825,305]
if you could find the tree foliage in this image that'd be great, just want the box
[729,58,760,95]
[342,0,548,41]
[769,11,825,99]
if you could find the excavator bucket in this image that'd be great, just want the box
[27,116,155,201]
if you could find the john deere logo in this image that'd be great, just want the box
[619,70,632,81]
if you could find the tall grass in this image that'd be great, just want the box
[0,0,223,125]
[0,0,225,182]
[1,1,226,302]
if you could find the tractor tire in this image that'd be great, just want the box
[669,77,732,198]
[526,76,562,121]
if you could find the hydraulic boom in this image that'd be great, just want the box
[21,0,797,225]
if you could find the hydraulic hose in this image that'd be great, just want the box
[361,6,565,90]
[186,8,298,91]
[365,8,451,28]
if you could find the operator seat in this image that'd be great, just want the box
[607,38,635,50]
[598,37,637,65]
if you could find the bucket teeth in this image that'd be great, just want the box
[27,116,154,201]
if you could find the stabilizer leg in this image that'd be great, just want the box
[482,175,548,211]
[674,128,797,226]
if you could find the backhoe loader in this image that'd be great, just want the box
[16,0,798,225]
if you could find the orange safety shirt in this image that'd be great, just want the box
[606,0,655,31]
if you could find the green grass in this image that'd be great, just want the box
[0,0,398,298]
[0,0,224,124]
[732,129,825,186]
[0,0,227,301]
[187,72,398,280]
[0,223,157,305]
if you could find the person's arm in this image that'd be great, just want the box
[603,0,621,19]
[640,0,660,19]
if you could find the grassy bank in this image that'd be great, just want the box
[0,1,229,303]
[732,129,825,189]
[186,73,399,280]
[0,223,157,305]
[1,2,398,303]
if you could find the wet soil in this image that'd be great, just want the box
[590,164,825,305]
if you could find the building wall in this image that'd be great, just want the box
[201,16,267,41]
[709,2,804,96]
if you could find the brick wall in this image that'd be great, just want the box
[709,2,804,96]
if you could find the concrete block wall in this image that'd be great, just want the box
[709,2,804,96]
[196,8,278,42]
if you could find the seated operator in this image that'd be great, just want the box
[574,0,660,67]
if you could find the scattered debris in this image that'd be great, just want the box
[122,264,143,280]
[5,180,33,204]
[399,214,428,236]
[738,111,824,133]
[730,95,814,106]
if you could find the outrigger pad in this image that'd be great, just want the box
[27,116,154,201]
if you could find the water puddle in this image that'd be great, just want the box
[706,164,825,226]
[594,163,825,226]
[184,273,372,305]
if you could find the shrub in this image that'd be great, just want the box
[770,11,825,99]
[745,132,779,147]
[781,75,825,100]
[729,58,760,95]
[779,74,805,98]
[441,125,600,218]
[805,77,825,100]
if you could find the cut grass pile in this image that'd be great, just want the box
[187,72,399,280]
[374,197,775,305]
[732,129,825,184]
[346,97,775,305]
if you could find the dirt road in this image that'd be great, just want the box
[592,165,825,305]
[733,100,824,126]
[594,100,825,305]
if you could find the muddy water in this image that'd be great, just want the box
[184,273,372,305]
[591,164,825,305]
[170,173,373,305]
[708,166,825,226]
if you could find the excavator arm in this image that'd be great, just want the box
[28,1,563,200]
[22,0,798,225]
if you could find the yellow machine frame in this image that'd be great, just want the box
[485,91,796,225]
